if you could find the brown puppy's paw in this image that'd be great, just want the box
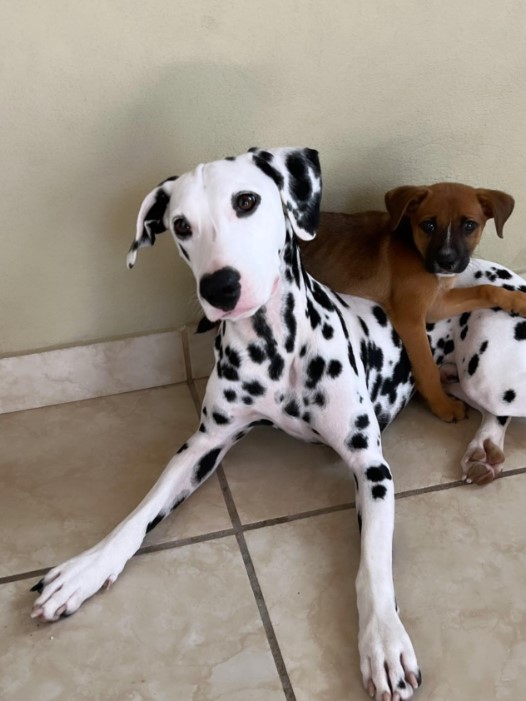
[429,395,467,423]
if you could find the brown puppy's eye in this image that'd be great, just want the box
[233,192,261,216]
[173,217,192,239]
[463,220,478,234]
[420,220,436,234]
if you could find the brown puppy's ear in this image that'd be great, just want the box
[384,186,430,230]
[475,189,515,238]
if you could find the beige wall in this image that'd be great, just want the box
[2,0,526,355]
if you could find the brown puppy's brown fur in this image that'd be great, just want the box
[300,183,523,422]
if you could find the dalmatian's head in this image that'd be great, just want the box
[127,148,321,322]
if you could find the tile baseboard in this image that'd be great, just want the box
[0,326,216,415]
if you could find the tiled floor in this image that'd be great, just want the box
[1,379,525,700]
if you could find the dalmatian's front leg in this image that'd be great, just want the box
[30,420,243,622]
[324,415,421,701]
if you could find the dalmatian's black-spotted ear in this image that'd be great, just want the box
[126,176,178,269]
[250,147,322,240]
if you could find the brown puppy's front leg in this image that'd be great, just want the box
[390,311,467,422]
[429,285,526,322]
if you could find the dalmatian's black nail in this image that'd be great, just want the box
[30,579,44,594]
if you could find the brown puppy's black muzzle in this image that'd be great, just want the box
[426,248,470,275]
[199,267,241,311]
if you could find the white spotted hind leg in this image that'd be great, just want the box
[440,364,508,485]
[30,424,241,622]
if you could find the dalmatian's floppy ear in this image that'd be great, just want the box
[249,147,322,240]
[126,176,177,269]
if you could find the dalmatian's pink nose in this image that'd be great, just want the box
[199,266,241,311]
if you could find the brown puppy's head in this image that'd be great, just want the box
[385,183,515,276]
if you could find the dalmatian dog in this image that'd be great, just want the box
[29,147,525,700]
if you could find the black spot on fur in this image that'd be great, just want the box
[313,391,325,407]
[300,344,307,357]
[443,339,455,355]
[479,340,488,354]
[514,321,526,341]
[357,512,362,533]
[225,346,241,368]
[286,152,312,201]
[355,414,370,429]
[322,323,334,339]
[391,329,401,347]
[269,354,285,381]
[503,389,516,403]
[372,484,387,500]
[284,293,296,352]
[459,312,471,326]
[347,343,358,374]
[30,579,44,594]
[497,415,509,426]
[306,356,326,389]
[327,360,342,378]
[242,380,266,396]
[199,423,206,433]
[253,154,284,188]
[224,389,237,402]
[284,399,300,417]
[366,465,392,482]
[460,325,469,341]
[242,396,254,405]
[195,447,221,483]
[496,268,512,279]
[306,297,321,330]
[212,411,230,425]
[348,433,368,450]
[302,411,311,423]
[397,679,407,690]
[358,317,369,336]
[248,344,266,363]
[468,354,479,376]
[373,305,388,326]
[474,270,483,279]
[177,442,188,454]
[146,513,164,533]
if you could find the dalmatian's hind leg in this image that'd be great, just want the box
[440,364,507,484]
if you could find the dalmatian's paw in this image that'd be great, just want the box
[462,437,505,485]
[359,610,421,700]
[30,546,124,622]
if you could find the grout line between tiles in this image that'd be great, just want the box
[187,375,296,700]
[216,465,297,701]
[5,466,526,588]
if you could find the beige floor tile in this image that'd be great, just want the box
[0,384,231,577]
[0,538,283,701]
[196,379,525,523]
[245,474,526,701]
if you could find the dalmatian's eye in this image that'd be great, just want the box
[232,192,261,216]
[173,217,192,239]
[463,220,478,234]
[420,220,436,234]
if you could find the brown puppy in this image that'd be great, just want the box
[300,183,524,422]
